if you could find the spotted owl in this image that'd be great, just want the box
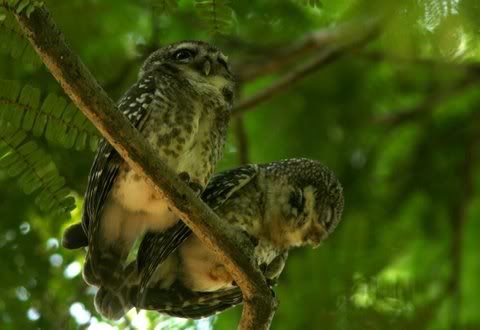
[68,158,344,320]
[62,41,235,289]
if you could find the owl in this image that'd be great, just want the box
[66,158,344,319]
[62,41,235,290]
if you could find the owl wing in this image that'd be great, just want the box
[61,75,157,250]
[84,75,157,238]
[96,284,244,320]
[133,285,244,319]
[136,164,260,299]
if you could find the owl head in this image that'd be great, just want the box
[263,158,344,249]
[140,41,235,101]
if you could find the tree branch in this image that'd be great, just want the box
[232,22,380,116]
[11,5,275,329]
[360,50,480,73]
[234,19,380,82]
[375,75,479,128]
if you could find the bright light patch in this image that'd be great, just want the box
[19,222,30,234]
[196,317,214,330]
[64,261,82,278]
[69,302,91,325]
[27,308,40,321]
[86,286,98,296]
[49,254,63,267]
[87,317,114,330]
[15,287,29,301]
[131,310,150,329]
[5,230,16,242]
[46,238,59,250]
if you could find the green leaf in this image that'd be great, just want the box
[0,11,41,65]
[0,121,74,218]
[16,0,31,14]
[0,79,99,150]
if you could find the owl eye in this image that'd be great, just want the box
[174,49,194,62]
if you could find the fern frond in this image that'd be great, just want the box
[1,0,43,16]
[0,79,99,151]
[0,9,40,65]
[195,0,233,35]
[0,121,75,218]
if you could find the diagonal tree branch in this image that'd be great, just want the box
[234,19,381,82]
[232,22,380,116]
[10,4,275,329]
[375,75,479,129]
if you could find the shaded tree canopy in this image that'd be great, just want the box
[1,0,479,329]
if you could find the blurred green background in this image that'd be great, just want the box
[1,0,480,329]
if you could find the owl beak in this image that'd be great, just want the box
[203,60,212,76]
[307,226,327,248]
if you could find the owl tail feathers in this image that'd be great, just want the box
[95,287,133,321]
[62,222,88,249]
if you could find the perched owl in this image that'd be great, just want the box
[62,41,235,289]
[153,158,344,293]
[66,158,344,320]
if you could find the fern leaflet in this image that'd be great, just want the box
[0,79,99,151]
[0,121,75,218]
[0,10,41,65]
[1,0,43,16]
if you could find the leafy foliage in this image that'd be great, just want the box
[0,10,40,65]
[0,121,75,218]
[0,79,99,151]
[195,0,234,35]
[0,0,43,16]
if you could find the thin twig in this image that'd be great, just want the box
[360,50,480,73]
[12,5,275,329]
[233,25,379,116]
[235,19,380,82]
[375,76,479,128]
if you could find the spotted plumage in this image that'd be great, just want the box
[62,41,235,290]
[80,158,344,320]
